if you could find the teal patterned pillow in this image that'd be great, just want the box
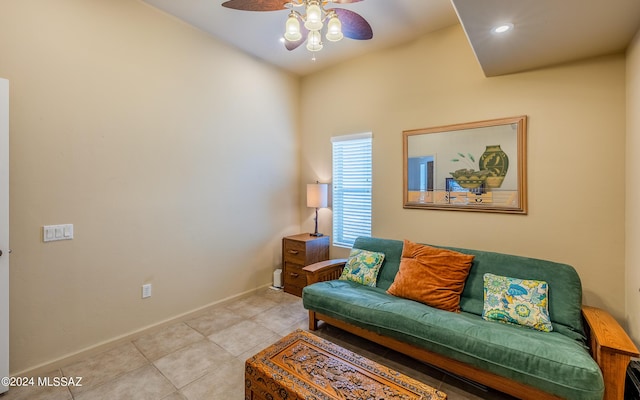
[482,273,553,332]
[339,249,385,287]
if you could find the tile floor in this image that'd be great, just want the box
[0,288,516,400]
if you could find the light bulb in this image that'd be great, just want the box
[325,14,343,42]
[492,23,514,34]
[306,30,323,52]
[304,3,323,31]
[284,13,302,42]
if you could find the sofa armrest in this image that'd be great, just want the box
[582,305,639,400]
[303,258,348,285]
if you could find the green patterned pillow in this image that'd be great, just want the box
[339,249,385,287]
[482,273,553,332]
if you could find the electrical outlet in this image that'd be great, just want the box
[142,284,152,299]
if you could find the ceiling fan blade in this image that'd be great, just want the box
[333,8,373,40]
[285,27,309,51]
[221,0,288,11]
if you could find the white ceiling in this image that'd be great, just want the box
[452,0,640,76]
[142,0,640,77]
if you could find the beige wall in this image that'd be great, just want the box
[0,0,634,375]
[627,28,640,346]
[301,25,627,321]
[0,0,300,373]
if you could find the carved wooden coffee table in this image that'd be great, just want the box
[245,329,446,400]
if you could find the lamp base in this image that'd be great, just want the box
[310,207,323,237]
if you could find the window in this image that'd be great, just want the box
[331,133,372,248]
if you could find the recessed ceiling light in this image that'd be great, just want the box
[492,23,514,34]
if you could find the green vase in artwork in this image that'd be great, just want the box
[479,145,509,188]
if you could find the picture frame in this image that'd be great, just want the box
[403,116,527,214]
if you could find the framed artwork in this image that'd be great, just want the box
[403,116,527,214]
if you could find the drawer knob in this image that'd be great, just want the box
[287,250,299,255]
[290,272,299,278]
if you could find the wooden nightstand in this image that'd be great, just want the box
[282,234,330,297]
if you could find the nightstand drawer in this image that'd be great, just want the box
[284,284,304,297]
[283,262,307,287]
[283,241,306,264]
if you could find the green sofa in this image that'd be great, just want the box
[302,237,638,400]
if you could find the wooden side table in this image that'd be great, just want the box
[282,234,330,297]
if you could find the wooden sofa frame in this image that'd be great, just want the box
[303,259,639,400]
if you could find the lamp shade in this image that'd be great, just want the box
[304,3,323,31]
[326,14,343,42]
[284,13,302,42]
[306,30,323,52]
[307,183,328,208]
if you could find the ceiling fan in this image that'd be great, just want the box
[221,0,373,54]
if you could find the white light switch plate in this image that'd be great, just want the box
[43,224,73,242]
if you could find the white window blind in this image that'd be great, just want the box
[331,133,372,248]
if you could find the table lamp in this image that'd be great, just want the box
[307,182,328,237]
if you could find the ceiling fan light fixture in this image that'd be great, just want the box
[304,2,324,31]
[221,0,373,56]
[306,30,323,52]
[284,12,302,41]
[325,14,343,42]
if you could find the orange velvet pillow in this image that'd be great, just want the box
[387,240,475,312]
